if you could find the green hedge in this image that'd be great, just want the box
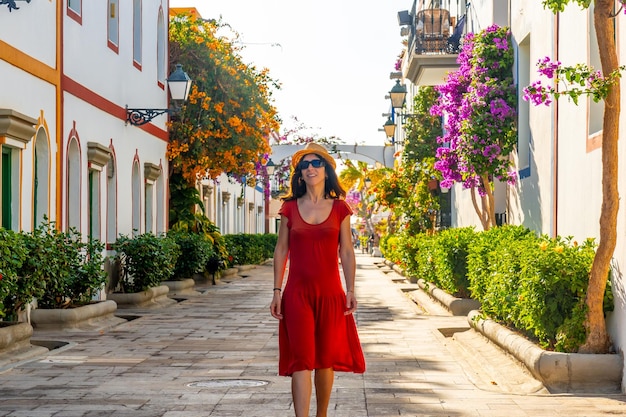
[112,233,180,292]
[168,230,215,279]
[394,226,613,352]
[223,233,277,267]
[0,222,108,317]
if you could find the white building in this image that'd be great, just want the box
[0,1,170,241]
[396,0,626,390]
[199,174,267,235]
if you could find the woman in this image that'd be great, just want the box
[270,142,366,417]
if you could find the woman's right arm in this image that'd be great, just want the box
[270,215,289,320]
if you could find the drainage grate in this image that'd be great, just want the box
[187,379,269,388]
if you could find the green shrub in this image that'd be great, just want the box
[112,233,180,292]
[168,230,214,279]
[516,236,601,351]
[258,233,278,259]
[403,233,436,282]
[380,233,402,265]
[170,213,229,277]
[223,234,275,266]
[0,228,28,318]
[391,224,612,352]
[431,227,476,297]
[466,225,536,304]
[13,221,108,309]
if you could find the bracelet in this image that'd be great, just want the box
[346,289,354,293]
[273,288,282,292]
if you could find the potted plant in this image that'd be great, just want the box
[19,221,121,331]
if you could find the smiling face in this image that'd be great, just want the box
[299,154,326,188]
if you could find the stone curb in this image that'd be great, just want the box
[237,265,257,272]
[221,267,239,277]
[162,279,200,296]
[467,310,624,393]
[416,278,481,316]
[381,260,480,316]
[0,322,48,369]
[0,322,34,351]
[30,300,125,330]
[108,285,176,308]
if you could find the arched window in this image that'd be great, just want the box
[131,159,141,236]
[33,127,50,228]
[67,138,81,232]
[106,148,118,245]
[156,165,165,233]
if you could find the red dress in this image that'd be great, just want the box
[278,199,366,376]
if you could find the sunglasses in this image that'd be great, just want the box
[298,159,325,170]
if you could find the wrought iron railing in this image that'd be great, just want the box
[406,0,466,55]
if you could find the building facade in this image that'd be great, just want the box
[0,0,170,245]
[396,0,626,390]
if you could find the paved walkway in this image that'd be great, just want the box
[0,254,625,416]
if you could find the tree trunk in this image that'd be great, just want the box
[470,187,490,230]
[481,174,496,228]
[579,0,619,354]
[469,176,496,231]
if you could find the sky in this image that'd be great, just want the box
[169,0,410,146]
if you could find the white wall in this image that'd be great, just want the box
[62,0,169,239]
[0,3,58,231]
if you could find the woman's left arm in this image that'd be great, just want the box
[338,215,357,315]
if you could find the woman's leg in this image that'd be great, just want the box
[314,368,334,417]
[292,370,312,417]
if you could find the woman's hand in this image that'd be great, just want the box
[270,292,283,320]
[344,291,357,315]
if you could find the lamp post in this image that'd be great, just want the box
[383,117,396,142]
[389,79,408,110]
[126,64,193,126]
[264,159,276,233]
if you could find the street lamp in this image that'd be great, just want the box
[383,117,396,139]
[389,79,408,110]
[265,159,276,175]
[126,64,193,126]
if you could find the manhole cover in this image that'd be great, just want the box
[187,379,269,388]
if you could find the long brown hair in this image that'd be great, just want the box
[281,153,346,201]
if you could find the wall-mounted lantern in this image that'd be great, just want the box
[126,64,192,126]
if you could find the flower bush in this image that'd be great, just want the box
[432,24,517,194]
[372,169,407,209]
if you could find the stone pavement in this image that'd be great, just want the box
[0,254,625,416]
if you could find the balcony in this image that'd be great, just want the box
[399,1,466,86]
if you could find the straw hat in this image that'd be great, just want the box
[291,143,336,170]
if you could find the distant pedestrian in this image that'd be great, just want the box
[270,142,366,417]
